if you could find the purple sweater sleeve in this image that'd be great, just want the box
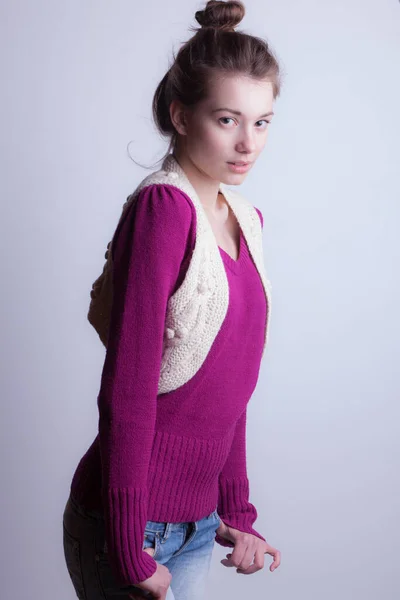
[97,184,194,585]
[215,407,266,547]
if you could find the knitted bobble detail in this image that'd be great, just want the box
[165,327,175,339]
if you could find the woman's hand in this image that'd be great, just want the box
[128,547,172,600]
[216,521,281,575]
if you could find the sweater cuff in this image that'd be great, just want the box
[216,476,266,548]
[102,487,158,585]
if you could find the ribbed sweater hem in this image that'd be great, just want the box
[70,434,265,579]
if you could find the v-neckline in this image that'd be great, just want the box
[218,229,248,274]
[212,190,243,266]
[217,227,242,263]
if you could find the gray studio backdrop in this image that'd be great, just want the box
[1,1,399,599]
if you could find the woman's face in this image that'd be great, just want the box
[175,73,275,185]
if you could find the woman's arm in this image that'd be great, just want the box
[97,183,195,586]
[216,407,266,548]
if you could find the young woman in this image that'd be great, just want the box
[62,2,282,599]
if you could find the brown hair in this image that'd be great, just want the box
[149,0,282,165]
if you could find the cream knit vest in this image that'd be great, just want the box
[88,153,272,394]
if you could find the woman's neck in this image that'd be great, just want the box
[172,149,221,212]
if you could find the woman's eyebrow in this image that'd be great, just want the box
[212,107,274,117]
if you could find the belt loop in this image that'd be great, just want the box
[162,522,171,543]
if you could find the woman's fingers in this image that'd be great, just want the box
[268,545,281,571]
[222,543,281,575]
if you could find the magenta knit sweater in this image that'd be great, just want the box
[70,183,268,586]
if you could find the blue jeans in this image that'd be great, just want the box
[63,493,221,600]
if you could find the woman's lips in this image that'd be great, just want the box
[227,162,251,173]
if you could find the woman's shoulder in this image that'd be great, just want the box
[111,183,197,263]
[135,182,197,227]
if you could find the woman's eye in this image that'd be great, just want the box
[219,117,235,126]
[219,117,271,128]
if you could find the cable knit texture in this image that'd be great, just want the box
[70,171,270,586]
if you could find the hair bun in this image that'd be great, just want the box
[195,1,245,32]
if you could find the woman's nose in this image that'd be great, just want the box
[236,134,256,154]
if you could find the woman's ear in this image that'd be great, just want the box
[169,99,188,136]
